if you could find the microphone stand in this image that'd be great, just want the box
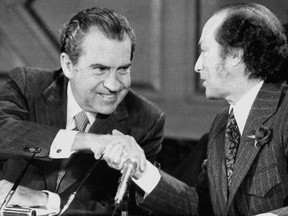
[0,147,41,213]
[112,183,130,216]
[58,153,104,216]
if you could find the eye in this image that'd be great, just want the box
[91,65,109,75]
[117,66,131,75]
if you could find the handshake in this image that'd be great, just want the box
[75,129,147,179]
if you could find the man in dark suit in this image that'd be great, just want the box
[0,7,165,215]
[105,3,288,216]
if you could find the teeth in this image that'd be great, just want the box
[98,93,115,98]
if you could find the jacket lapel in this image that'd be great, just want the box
[226,82,284,210]
[36,70,68,128]
[208,109,229,213]
[33,70,68,191]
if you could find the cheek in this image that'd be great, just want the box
[120,75,131,88]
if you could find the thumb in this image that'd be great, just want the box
[112,129,124,135]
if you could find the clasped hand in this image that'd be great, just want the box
[94,129,146,179]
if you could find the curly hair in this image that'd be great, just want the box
[214,3,288,82]
[60,7,136,65]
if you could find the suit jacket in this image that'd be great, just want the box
[139,81,288,216]
[172,133,208,187]
[0,67,165,214]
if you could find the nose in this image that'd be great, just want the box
[194,55,203,74]
[103,71,122,92]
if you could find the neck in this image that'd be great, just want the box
[226,78,262,105]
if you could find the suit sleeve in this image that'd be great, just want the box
[137,170,199,216]
[0,68,60,159]
[269,120,288,215]
[138,111,165,163]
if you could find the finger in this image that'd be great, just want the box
[130,140,146,173]
[90,142,106,160]
[103,141,126,169]
[107,144,123,168]
[139,151,147,173]
[102,143,115,164]
[137,146,146,172]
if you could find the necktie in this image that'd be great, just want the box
[73,111,89,132]
[56,111,89,192]
[225,109,240,188]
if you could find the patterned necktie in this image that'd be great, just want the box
[73,111,89,132]
[225,109,240,188]
[56,111,89,192]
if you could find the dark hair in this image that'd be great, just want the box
[60,7,136,65]
[215,3,288,82]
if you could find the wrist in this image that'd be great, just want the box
[72,132,93,151]
[133,161,147,180]
[132,160,161,195]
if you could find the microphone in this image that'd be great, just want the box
[114,159,137,206]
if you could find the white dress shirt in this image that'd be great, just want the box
[231,81,263,135]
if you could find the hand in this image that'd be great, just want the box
[73,130,147,178]
[102,129,147,179]
[0,179,48,207]
[73,132,118,159]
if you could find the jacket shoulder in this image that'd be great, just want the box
[7,67,63,93]
[9,67,61,84]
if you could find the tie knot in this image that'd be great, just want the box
[228,108,235,119]
[74,111,89,132]
[227,109,237,128]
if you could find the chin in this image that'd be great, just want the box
[206,94,222,101]
[97,106,118,115]
[206,92,219,100]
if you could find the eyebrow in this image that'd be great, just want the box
[89,64,110,70]
[118,63,132,70]
[89,63,132,70]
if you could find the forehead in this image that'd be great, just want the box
[199,11,227,47]
[81,26,132,60]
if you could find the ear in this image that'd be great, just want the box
[229,48,244,67]
[60,53,74,79]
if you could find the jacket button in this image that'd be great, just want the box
[23,146,41,153]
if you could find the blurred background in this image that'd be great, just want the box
[0,0,287,173]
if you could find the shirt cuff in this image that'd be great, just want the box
[49,129,78,158]
[42,190,60,214]
[132,160,161,195]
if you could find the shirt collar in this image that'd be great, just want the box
[66,82,96,129]
[230,80,264,135]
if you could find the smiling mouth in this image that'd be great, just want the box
[97,93,119,100]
